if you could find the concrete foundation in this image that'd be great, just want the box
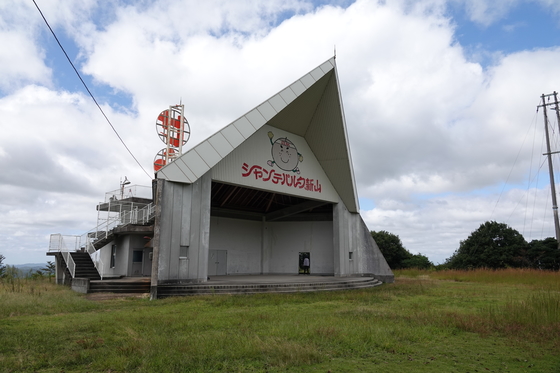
[71,278,90,293]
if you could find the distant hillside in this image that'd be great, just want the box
[9,263,47,273]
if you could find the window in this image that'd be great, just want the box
[132,250,143,263]
[349,252,353,260]
[179,246,189,259]
[110,245,117,268]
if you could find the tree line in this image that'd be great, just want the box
[370,231,433,269]
[0,255,56,279]
[372,221,560,270]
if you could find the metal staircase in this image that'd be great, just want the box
[71,252,101,280]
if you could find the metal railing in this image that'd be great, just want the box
[49,234,77,278]
[83,237,104,280]
[89,202,155,242]
[104,185,152,203]
[49,202,155,279]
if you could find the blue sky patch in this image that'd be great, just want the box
[39,24,134,110]
[449,2,560,66]
[359,197,376,210]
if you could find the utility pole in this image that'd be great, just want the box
[539,92,560,245]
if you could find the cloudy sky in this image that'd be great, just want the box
[2,0,560,265]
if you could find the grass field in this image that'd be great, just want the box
[0,269,559,372]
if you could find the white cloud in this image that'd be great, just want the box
[0,31,51,92]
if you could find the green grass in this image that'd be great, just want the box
[399,267,560,288]
[0,275,101,318]
[1,270,559,372]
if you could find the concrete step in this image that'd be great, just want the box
[158,278,378,291]
[75,272,101,279]
[75,269,99,274]
[89,280,150,293]
[156,278,381,298]
[165,277,376,289]
[158,284,381,297]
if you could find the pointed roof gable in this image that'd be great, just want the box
[157,57,359,213]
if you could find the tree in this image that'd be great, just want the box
[403,253,433,269]
[0,254,5,278]
[41,261,56,277]
[446,221,527,269]
[371,230,433,269]
[371,230,410,269]
[525,237,560,270]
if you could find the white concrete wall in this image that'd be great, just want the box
[96,235,152,278]
[210,217,262,274]
[126,235,151,276]
[97,236,129,278]
[266,221,333,275]
[208,217,334,275]
[153,174,211,285]
[333,197,394,281]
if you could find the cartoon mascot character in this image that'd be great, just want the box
[267,131,303,174]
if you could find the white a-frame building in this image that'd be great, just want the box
[151,57,393,296]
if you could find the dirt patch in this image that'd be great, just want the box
[85,292,150,301]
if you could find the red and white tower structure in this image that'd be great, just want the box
[153,104,190,173]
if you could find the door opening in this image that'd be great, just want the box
[142,248,153,276]
[299,252,310,274]
[132,250,143,276]
[208,250,227,276]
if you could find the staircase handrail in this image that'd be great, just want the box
[48,234,76,278]
[85,239,104,280]
[97,258,104,281]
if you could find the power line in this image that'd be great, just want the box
[490,108,539,220]
[32,0,152,180]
